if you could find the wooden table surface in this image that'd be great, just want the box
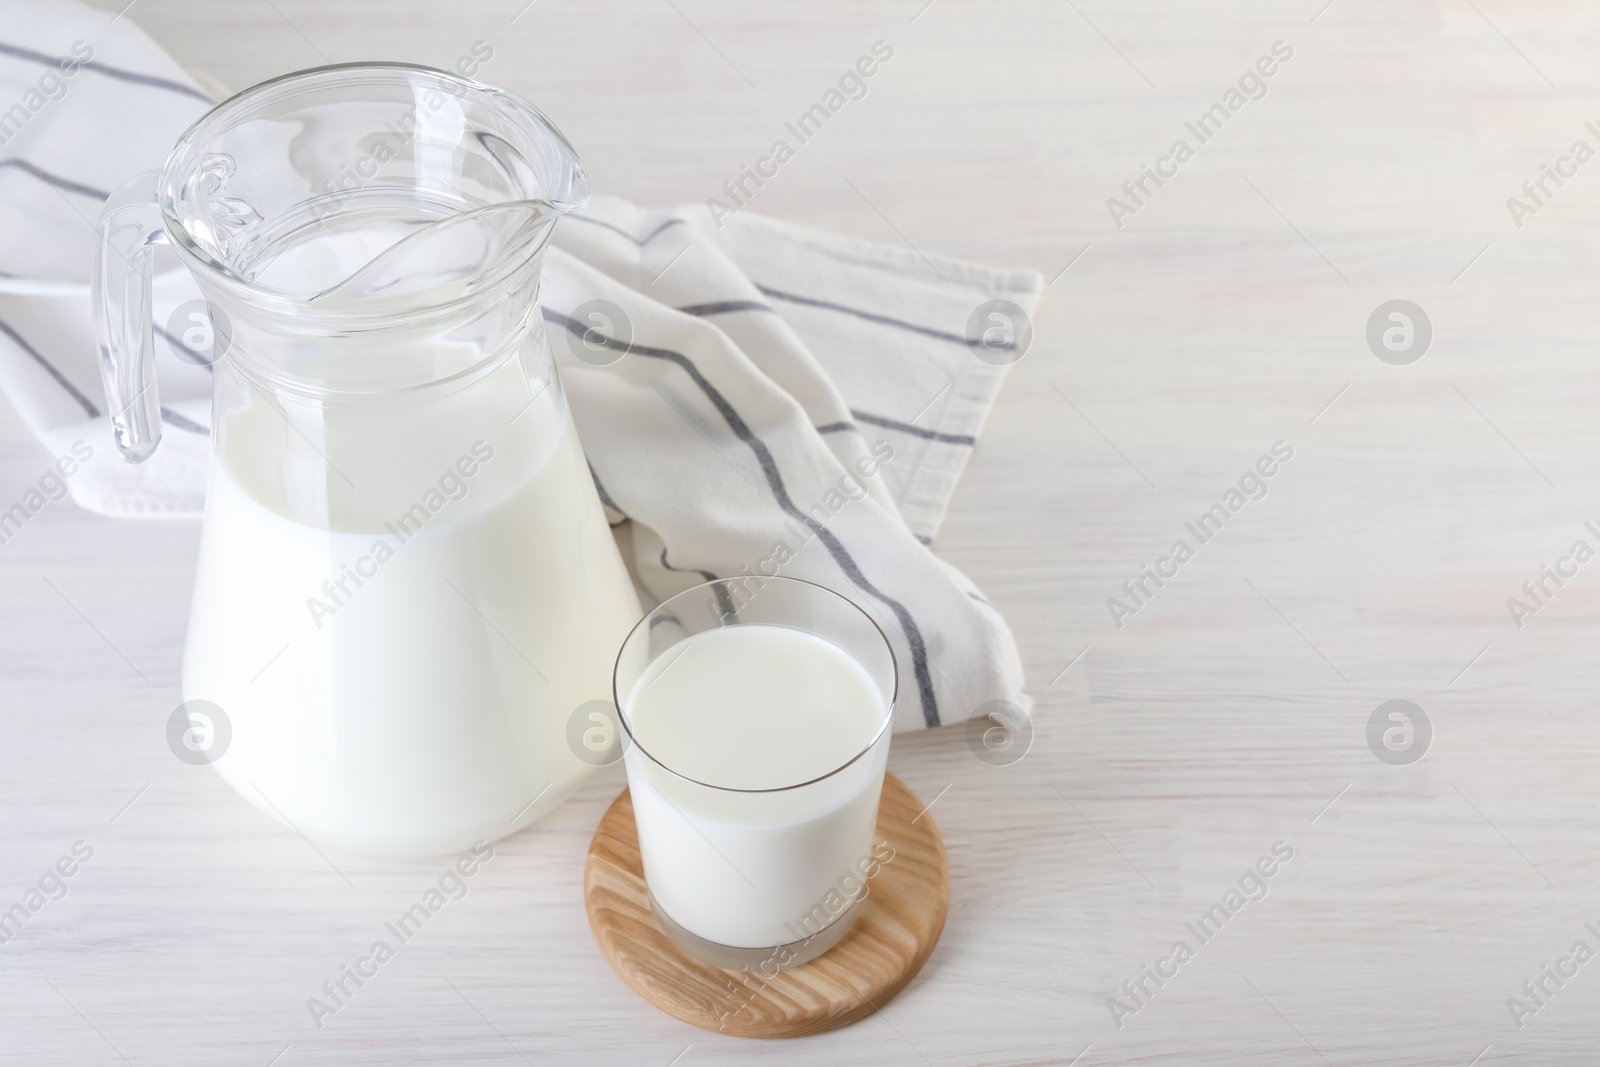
[7,0,1600,1063]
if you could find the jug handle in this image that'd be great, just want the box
[92,169,167,464]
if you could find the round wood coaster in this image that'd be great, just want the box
[583,771,950,1039]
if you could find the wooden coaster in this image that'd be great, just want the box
[583,772,950,1039]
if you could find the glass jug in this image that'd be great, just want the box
[92,64,640,857]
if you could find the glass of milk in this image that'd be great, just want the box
[613,576,897,970]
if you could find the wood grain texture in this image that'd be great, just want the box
[584,772,949,1039]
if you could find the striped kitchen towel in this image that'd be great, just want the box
[0,0,1039,732]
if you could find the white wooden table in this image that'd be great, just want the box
[7,1,1600,1063]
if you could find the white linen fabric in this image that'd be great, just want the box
[0,0,1039,731]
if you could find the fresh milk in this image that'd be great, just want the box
[623,624,891,948]
[185,350,640,857]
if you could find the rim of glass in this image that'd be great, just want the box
[157,61,588,322]
[611,576,898,794]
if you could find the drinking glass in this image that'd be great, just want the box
[613,576,897,969]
